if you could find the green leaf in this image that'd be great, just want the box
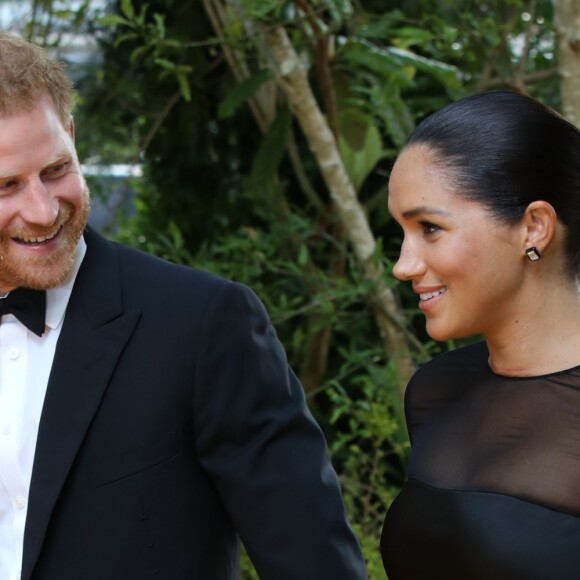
[321,0,352,28]
[99,14,131,27]
[52,9,75,19]
[176,72,191,102]
[153,13,166,38]
[120,0,135,20]
[136,3,150,27]
[239,0,283,20]
[353,9,405,39]
[298,244,309,267]
[391,26,435,49]
[375,86,415,148]
[175,65,193,74]
[338,110,384,191]
[129,43,150,62]
[388,46,463,95]
[251,106,292,186]
[114,32,140,48]
[154,58,175,71]
[340,39,404,77]
[372,237,384,267]
[340,38,462,95]
[218,69,275,119]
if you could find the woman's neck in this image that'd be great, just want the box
[486,282,580,377]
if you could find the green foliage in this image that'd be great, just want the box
[120,0,135,19]
[99,0,195,101]
[19,1,562,578]
[338,109,385,190]
[250,106,293,190]
[327,354,407,579]
[238,0,288,20]
[375,84,415,149]
[218,69,275,119]
[240,547,260,579]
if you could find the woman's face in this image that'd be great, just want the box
[388,145,527,341]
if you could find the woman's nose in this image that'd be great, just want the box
[392,238,426,281]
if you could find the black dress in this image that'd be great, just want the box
[381,341,580,579]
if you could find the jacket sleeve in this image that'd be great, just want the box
[192,280,368,579]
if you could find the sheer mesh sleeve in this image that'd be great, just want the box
[407,341,580,515]
[382,342,580,580]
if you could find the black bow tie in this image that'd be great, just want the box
[0,288,46,336]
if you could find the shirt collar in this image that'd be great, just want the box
[45,235,87,330]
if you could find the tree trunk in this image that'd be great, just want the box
[264,25,415,396]
[553,0,580,126]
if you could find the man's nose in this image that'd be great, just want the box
[20,178,59,226]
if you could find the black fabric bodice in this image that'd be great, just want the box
[381,341,580,579]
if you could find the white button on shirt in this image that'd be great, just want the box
[0,237,86,580]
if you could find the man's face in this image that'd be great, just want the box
[0,94,89,294]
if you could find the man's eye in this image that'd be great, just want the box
[0,180,17,190]
[44,162,68,177]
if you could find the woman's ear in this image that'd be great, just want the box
[521,200,557,255]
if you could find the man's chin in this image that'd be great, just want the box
[0,199,88,291]
[0,266,73,291]
[0,242,80,290]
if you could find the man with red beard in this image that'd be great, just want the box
[0,33,367,580]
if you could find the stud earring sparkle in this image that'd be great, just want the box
[525,247,542,261]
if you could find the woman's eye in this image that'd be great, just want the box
[420,222,440,235]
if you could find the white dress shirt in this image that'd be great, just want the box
[0,237,86,580]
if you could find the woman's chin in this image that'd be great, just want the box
[426,323,471,343]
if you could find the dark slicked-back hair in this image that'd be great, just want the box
[0,32,73,126]
[403,90,580,277]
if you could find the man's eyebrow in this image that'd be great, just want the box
[401,206,452,219]
[0,154,71,180]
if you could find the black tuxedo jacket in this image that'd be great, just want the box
[21,228,367,579]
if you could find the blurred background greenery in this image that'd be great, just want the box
[4,0,569,576]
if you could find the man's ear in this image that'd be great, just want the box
[521,200,557,254]
[68,116,75,142]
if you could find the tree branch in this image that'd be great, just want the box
[140,90,181,154]
[287,129,326,211]
[477,67,557,91]
[294,0,339,140]
[264,25,415,396]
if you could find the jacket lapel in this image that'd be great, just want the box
[22,228,141,580]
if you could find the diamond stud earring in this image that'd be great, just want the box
[525,246,542,261]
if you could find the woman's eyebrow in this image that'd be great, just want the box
[401,206,452,219]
